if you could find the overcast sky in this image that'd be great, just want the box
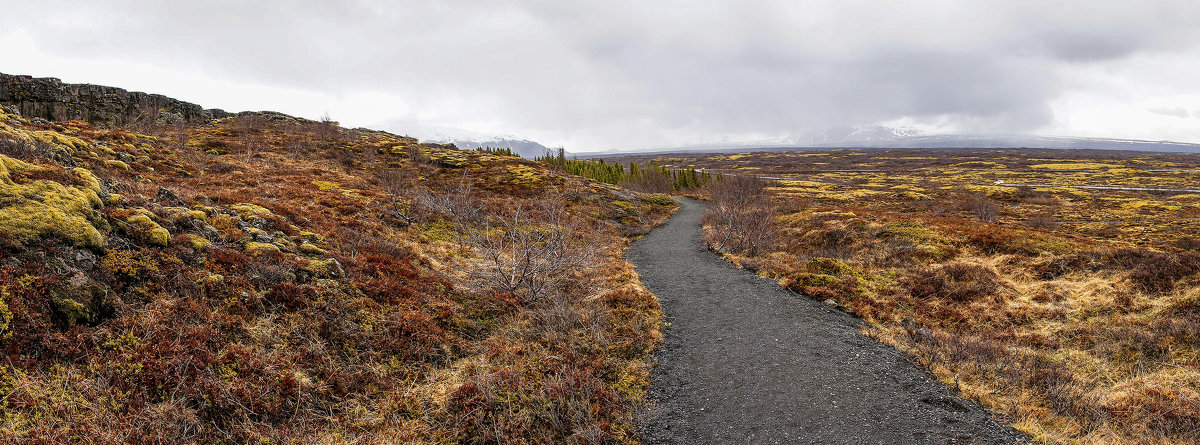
[3,1,1200,151]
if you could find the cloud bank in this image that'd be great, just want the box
[3,1,1199,150]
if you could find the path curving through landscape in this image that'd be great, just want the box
[628,198,1026,444]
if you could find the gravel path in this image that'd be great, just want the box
[628,198,1027,444]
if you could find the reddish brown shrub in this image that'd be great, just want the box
[907,262,1006,302]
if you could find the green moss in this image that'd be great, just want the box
[72,168,102,194]
[806,257,857,277]
[197,273,224,284]
[311,180,340,191]
[103,160,130,171]
[230,203,272,219]
[147,228,171,247]
[794,273,840,287]
[50,281,109,327]
[30,130,89,152]
[0,287,11,337]
[298,243,327,256]
[245,242,281,255]
[187,234,211,251]
[298,231,324,242]
[418,220,459,243]
[506,165,543,184]
[127,213,153,227]
[612,200,635,211]
[303,258,344,279]
[52,297,89,326]
[638,193,676,206]
[0,155,105,248]
[126,213,170,246]
[272,236,296,252]
[877,221,946,245]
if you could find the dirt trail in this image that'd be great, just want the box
[628,198,1026,444]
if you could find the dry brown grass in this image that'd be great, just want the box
[667,147,1200,444]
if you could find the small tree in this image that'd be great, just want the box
[962,194,999,224]
[702,175,777,256]
[457,201,592,303]
[417,180,592,304]
[376,168,416,226]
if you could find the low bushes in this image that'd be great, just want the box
[906,262,1006,302]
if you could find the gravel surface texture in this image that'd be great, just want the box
[628,198,1028,444]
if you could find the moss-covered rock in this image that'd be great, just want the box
[126,212,171,247]
[302,258,344,279]
[244,241,281,255]
[50,280,110,327]
[230,203,272,220]
[0,155,105,248]
[298,243,327,256]
[147,227,171,247]
[186,234,211,251]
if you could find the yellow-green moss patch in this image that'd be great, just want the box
[187,234,211,251]
[0,155,105,248]
[244,242,281,255]
[147,228,171,247]
[311,180,340,191]
[230,203,272,219]
[298,243,327,256]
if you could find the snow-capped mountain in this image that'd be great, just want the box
[631,126,1200,154]
[788,125,924,146]
[379,121,550,158]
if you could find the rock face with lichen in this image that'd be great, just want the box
[0,73,231,127]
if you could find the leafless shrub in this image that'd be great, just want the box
[1024,214,1059,230]
[778,196,812,214]
[316,113,340,144]
[702,175,777,256]
[907,261,1006,302]
[962,194,999,223]
[123,102,162,132]
[376,168,416,226]
[418,180,593,304]
[1176,237,1200,251]
[414,174,483,223]
[0,134,41,160]
[471,206,594,304]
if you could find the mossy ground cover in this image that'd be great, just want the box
[0,105,676,443]
[627,147,1200,444]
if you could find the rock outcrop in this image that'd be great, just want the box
[0,73,231,126]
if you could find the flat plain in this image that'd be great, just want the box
[612,147,1200,444]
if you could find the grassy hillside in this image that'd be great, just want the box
[0,106,675,443]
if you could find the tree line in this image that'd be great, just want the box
[536,148,720,192]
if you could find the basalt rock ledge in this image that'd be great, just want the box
[0,72,231,127]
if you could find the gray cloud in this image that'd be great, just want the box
[1149,107,1191,118]
[3,0,1200,149]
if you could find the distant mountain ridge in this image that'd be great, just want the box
[380,121,550,158]
[584,126,1200,156]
